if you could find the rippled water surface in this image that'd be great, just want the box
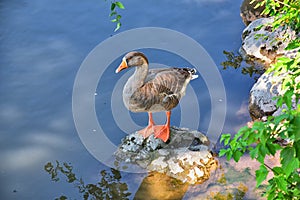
[0,0,258,199]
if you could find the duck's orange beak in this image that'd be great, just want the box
[115,59,128,73]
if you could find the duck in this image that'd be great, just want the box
[115,51,198,142]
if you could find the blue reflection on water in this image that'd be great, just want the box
[0,0,255,199]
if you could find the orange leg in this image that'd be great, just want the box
[153,111,171,142]
[138,112,155,138]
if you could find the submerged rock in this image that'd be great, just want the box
[240,17,299,67]
[114,127,218,184]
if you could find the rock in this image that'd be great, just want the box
[188,137,209,151]
[114,126,218,184]
[249,71,299,120]
[239,17,299,68]
[249,71,283,119]
[240,0,267,25]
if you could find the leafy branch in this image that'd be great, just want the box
[220,0,300,199]
[103,1,125,32]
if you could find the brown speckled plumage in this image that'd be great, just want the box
[130,68,190,111]
[117,52,197,113]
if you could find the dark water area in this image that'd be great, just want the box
[0,0,257,199]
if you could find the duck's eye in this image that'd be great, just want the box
[122,57,129,65]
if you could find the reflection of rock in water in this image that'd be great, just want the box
[134,171,189,200]
[114,127,218,185]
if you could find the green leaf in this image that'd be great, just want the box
[274,176,288,193]
[286,39,300,50]
[110,2,116,11]
[114,22,121,32]
[267,188,276,200]
[266,142,276,156]
[226,150,233,161]
[272,166,283,175]
[220,134,231,145]
[295,140,300,160]
[258,142,268,158]
[229,139,237,149]
[257,153,264,164]
[218,149,228,157]
[281,146,295,169]
[116,14,121,20]
[115,1,125,9]
[255,165,269,187]
[292,117,300,141]
[259,130,268,145]
[233,151,243,162]
[285,157,299,177]
[109,11,117,17]
[250,146,259,159]
[273,112,288,124]
[252,121,264,131]
[280,147,299,175]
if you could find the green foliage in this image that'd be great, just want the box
[44,161,131,200]
[220,106,300,199]
[105,1,125,32]
[220,0,300,199]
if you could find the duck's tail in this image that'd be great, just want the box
[189,68,198,80]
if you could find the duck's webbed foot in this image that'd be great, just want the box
[153,125,170,142]
[138,125,154,138]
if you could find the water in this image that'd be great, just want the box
[0,0,257,199]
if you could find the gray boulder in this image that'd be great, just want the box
[240,17,299,68]
[249,71,284,120]
[249,71,300,120]
[114,127,218,184]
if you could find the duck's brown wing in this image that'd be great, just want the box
[129,68,195,112]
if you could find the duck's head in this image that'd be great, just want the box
[115,51,149,73]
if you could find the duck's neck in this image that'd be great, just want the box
[131,63,148,88]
